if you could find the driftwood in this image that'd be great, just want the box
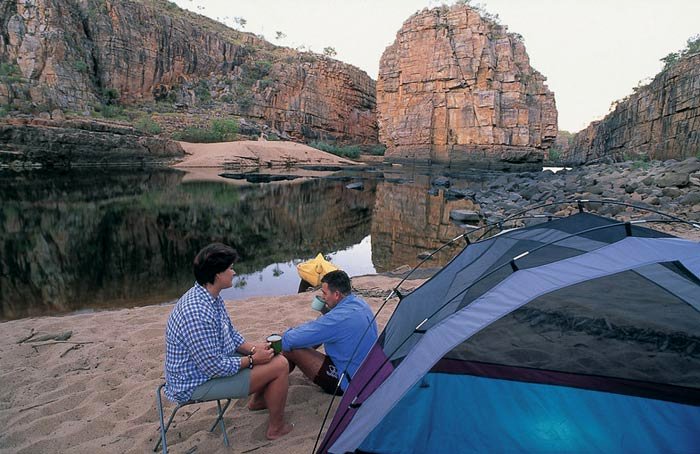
[30,340,93,347]
[60,344,83,358]
[242,443,272,453]
[24,331,73,342]
[16,329,36,344]
[18,398,59,412]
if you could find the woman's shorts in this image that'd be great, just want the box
[190,367,251,401]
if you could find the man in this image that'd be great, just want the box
[164,243,293,440]
[282,270,378,395]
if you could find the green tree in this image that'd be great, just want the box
[323,46,337,57]
[660,52,679,69]
[660,34,700,70]
[233,16,246,29]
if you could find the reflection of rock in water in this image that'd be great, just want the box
[0,170,375,320]
[371,176,479,272]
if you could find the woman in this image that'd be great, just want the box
[164,243,293,440]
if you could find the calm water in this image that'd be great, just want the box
[0,165,497,320]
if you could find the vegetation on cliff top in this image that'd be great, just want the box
[660,34,700,70]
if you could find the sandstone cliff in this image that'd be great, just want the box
[0,0,377,144]
[377,4,557,168]
[567,53,700,164]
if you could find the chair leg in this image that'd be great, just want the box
[154,386,233,451]
[209,399,232,447]
[154,383,168,453]
[154,384,184,453]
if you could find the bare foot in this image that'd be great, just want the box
[247,396,267,411]
[266,422,294,440]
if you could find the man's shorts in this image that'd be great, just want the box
[190,367,251,401]
[313,355,344,396]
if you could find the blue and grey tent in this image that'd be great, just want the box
[318,210,700,453]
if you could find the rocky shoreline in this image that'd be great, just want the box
[436,157,700,240]
[0,118,185,169]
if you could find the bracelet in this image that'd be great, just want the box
[248,354,254,369]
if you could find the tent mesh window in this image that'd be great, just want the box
[442,266,700,392]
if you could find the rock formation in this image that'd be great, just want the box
[377,4,557,168]
[0,117,184,167]
[0,0,377,144]
[567,53,700,164]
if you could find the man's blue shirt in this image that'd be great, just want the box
[281,293,377,390]
[164,283,245,402]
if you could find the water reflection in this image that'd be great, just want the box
[220,235,377,301]
[0,169,375,320]
[370,170,481,272]
[1,165,494,320]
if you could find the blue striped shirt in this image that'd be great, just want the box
[164,283,245,402]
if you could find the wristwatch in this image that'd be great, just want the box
[248,354,254,369]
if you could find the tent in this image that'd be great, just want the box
[318,211,700,453]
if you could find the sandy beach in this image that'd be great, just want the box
[0,141,380,453]
[169,140,364,185]
[0,275,422,454]
[174,141,359,169]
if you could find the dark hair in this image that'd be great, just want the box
[193,243,239,285]
[321,270,351,295]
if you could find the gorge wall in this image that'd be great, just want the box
[377,4,557,168]
[0,0,377,144]
[567,53,700,164]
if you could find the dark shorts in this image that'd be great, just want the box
[313,355,344,396]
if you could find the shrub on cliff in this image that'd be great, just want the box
[368,144,386,156]
[173,118,239,143]
[661,34,700,70]
[309,141,360,159]
[135,116,162,135]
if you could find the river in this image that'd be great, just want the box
[0,164,502,320]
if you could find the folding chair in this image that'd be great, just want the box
[154,383,233,453]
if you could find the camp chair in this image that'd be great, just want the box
[154,383,232,453]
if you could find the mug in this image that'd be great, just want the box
[267,334,282,354]
[311,295,326,312]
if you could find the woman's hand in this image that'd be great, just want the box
[252,343,274,365]
[254,342,271,354]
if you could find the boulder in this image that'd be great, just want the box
[450,209,481,223]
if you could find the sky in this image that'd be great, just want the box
[172,0,699,133]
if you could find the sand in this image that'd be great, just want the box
[0,275,423,454]
[170,140,363,185]
[173,141,359,169]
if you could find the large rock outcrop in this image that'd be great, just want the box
[0,117,184,167]
[567,53,700,164]
[377,4,557,168]
[0,0,377,144]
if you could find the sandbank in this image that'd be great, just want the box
[174,140,359,169]
[0,275,421,454]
